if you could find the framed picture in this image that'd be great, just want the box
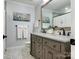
[13,12,31,21]
[42,16,50,29]
[42,16,50,23]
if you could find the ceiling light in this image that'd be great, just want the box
[65,7,69,10]
[65,7,71,12]
[43,0,49,4]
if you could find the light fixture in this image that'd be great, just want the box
[65,7,69,10]
[42,0,49,5]
[65,7,71,12]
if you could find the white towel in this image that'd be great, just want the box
[17,25,28,40]
[17,27,22,39]
[23,27,28,39]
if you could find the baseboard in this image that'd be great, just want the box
[7,45,25,50]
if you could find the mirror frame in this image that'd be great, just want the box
[41,0,52,29]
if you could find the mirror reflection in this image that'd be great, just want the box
[41,0,71,36]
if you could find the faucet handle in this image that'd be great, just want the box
[59,32,61,35]
[67,32,71,36]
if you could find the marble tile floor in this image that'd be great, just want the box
[4,45,35,59]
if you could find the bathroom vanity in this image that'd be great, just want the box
[30,0,72,59]
[30,33,71,59]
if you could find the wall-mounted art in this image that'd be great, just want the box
[42,16,50,29]
[42,16,50,23]
[13,12,31,21]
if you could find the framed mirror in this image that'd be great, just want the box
[41,0,71,30]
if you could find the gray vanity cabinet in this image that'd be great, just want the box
[30,34,36,57]
[30,34,71,59]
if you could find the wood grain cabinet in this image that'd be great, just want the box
[43,46,55,59]
[30,34,36,57]
[36,36,43,59]
[30,34,71,59]
[43,38,61,52]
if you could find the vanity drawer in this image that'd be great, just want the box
[36,36,43,43]
[43,38,50,46]
[50,41,60,52]
[31,35,36,41]
[60,43,71,54]
[36,43,42,49]
[43,38,61,52]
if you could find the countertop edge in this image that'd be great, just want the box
[31,33,70,43]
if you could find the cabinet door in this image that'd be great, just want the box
[35,43,42,59]
[47,51,54,59]
[60,43,71,55]
[43,46,55,59]
[46,47,55,59]
[54,53,61,59]
[35,36,43,59]
[36,49,43,59]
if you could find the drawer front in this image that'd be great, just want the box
[60,43,71,54]
[43,38,52,47]
[50,41,60,52]
[36,36,42,43]
[31,35,36,42]
[43,38,61,52]
[36,44,42,50]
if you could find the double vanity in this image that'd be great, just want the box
[30,33,71,59]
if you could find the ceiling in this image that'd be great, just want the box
[6,0,71,10]
[42,0,71,17]
[6,0,42,6]
[44,0,71,10]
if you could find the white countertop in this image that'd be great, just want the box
[32,32,70,42]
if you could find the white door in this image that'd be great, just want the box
[3,1,7,53]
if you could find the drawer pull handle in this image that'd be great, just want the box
[45,41,47,44]
[38,51,40,53]
[53,45,56,48]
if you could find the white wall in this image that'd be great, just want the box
[54,13,71,27]
[71,0,75,39]
[33,6,41,32]
[6,1,35,48]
